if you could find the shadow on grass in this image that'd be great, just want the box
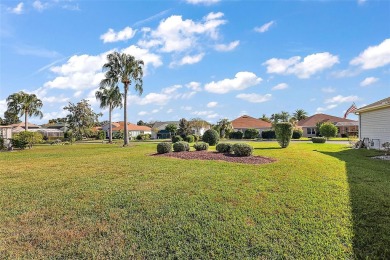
[319,148,390,258]
[254,147,282,150]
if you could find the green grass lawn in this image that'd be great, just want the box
[0,142,389,258]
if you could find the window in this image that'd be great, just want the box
[307,128,316,135]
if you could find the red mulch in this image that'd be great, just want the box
[151,151,276,165]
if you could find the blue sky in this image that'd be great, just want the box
[0,0,389,125]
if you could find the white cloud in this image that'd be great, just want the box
[215,40,240,52]
[167,109,173,113]
[74,90,83,97]
[100,27,136,43]
[162,84,182,94]
[185,0,220,5]
[122,45,163,73]
[254,21,275,33]
[360,77,379,86]
[315,104,338,114]
[192,110,214,116]
[186,81,202,91]
[8,2,23,14]
[134,93,171,106]
[350,39,390,69]
[138,111,148,116]
[0,100,7,115]
[170,53,205,67]
[152,109,160,113]
[204,71,262,94]
[264,52,339,78]
[33,1,49,11]
[179,91,197,99]
[181,106,192,111]
[271,83,288,90]
[325,95,360,104]
[236,93,272,103]
[321,87,336,93]
[207,113,219,119]
[207,101,218,108]
[41,96,70,103]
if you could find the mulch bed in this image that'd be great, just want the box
[151,151,276,165]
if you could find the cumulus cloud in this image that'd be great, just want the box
[360,77,379,86]
[325,95,360,104]
[122,45,163,73]
[138,111,148,116]
[254,21,275,33]
[162,84,182,94]
[315,104,338,114]
[136,93,171,105]
[204,71,262,94]
[264,52,339,78]
[8,2,23,14]
[170,53,205,67]
[215,40,240,52]
[33,1,49,11]
[350,39,390,69]
[185,0,220,5]
[186,81,202,91]
[100,27,136,43]
[207,101,218,108]
[271,83,288,90]
[236,93,272,103]
[321,87,336,93]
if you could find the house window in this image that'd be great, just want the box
[307,128,316,135]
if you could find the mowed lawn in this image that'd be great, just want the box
[0,142,389,258]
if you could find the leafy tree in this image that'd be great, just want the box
[293,109,308,121]
[137,120,145,126]
[63,99,102,140]
[260,114,271,123]
[189,118,208,135]
[319,123,338,139]
[178,118,192,136]
[275,122,293,148]
[279,111,290,122]
[48,117,67,124]
[101,51,144,146]
[6,91,43,130]
[165,123,178,137]
[217,118,233,138]
[95,85,123,144]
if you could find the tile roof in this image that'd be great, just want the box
[111,121,151,131]
[9,122,41,128]
[297,113,357,127]
[231,115,272,129]
[355,97,390,113]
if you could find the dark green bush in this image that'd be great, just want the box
[229,131,243,139]
[275,122,293,148]
[172,135,183,143]
[216,143,233,153]
[202,129,219,146]
[319,123,338,139]
[184,135,195,143]
[10,138,28,149]
[173,141,190,152]
[193,142,209,151]
[0,137,5,150]
[261,130,276,139]
[244,128,260,139]
[312,137,327,143]
[112,131,123,139]
[157,142,172,154]
[232,143,253,156]
[136,134,151,140]
[292,129,303,139]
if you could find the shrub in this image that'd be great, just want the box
[261,130,276,139]
[96,130,105,140]
[232,143,253,156]
[193,134,200,142]
[173,141,190,152]
[172,135,183,143]
[184,135,195,143]
[202,129,219,146]
[193,142,209,151]
[216,143,233,153]
[157,142,172,154]
[341,134,347,138]
[112,131,123,139]
[12,131,43,149]
[319,123,338,139]
[229,131,243,139]
[10,138,28,149]
[292,129,303,139]
[244,128,260,139]
[136,134,151,141]
[312,137,327,143]
[382,142,390,155]
[275,122,293,148]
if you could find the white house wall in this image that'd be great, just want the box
[359,107,390,148]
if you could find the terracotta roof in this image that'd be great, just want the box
[297,113,357,127]
[231,115,272,129]
[111,121,151,131]
[355,97,390,113]
[9,122,40,128]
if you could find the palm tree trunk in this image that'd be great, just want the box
[25,111,28,131]
[109,103,112,144]
[123,84,129,146]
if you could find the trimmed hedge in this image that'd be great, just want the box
[229,131,243,139]
[184,135,195,143]
[312,137,327,143]
[216,143,233,153]
[275,122,293,148]
[292,129,303,139]
[172,135,183,143]
[202,129,220,146]
[232,143,253,157]
[244,128,259,139]
[173,141,190,152]
[157,142,172,154]
[261,130,276,139]
[193,142,209,151]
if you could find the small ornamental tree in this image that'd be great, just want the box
[275,122,293,148]
[202,129,220,146]
[319,123,338,140]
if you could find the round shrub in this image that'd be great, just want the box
[319,123,338,139]
[173,141,190,152]
[312,137,327,143]
[157,142,172,154]
[172,135,183,143]
[261,130,276,139]
[193,142,209,151]
[184,135,195,143]
[229,131,243,139]
[202,129,220,146]
[275,122,293,148]
[216,143,233,153]
[232,143,253,157]
[244,128,260,139]
[292,129,303,139]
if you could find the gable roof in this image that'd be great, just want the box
[297,113,357,127]
[111,121,151,131]
[231,115,272,129]
[355,97,390,113]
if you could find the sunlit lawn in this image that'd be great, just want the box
[0,142,389,258]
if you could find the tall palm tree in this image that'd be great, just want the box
[100,52,144,146]
[95,85,123,143]
[293,109,308,121]
[6,91,43,131]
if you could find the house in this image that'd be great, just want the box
[231,115,272,135]
[297,113,358,138]
[41,122,69,132]
[0,126,13,147]
[10,122,41,133]
[101,121,151,139]
[354,97,390,149]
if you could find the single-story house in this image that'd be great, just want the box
[297,113,358,138]
[231,115,272,135]
[102,121,151,139]
[0,126,13,147]
[41,122,69,132]
[354,97,390,149]
[10,122,41,133]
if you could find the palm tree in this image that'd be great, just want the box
[101,52,144,146]
[6,91,43,131]
[293,109,308,121]
[95,85,123,143]
[217,118,233,138]
[280,111,290,122]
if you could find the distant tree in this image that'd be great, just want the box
[2,110,21,125]
[178,118,192,136]
[260,114,271,123]
[64,99,102,140]
[319,123,338,140]
[279,111,290,122]
[217,118,233,138]
[100,51,144,146]
[0,117,3,125]
[137,120,145,126]
[48,117,67,124]
[293,109,308,121]
[165,123,178,137]
[6,91,43,131]
[189,118,208,135]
